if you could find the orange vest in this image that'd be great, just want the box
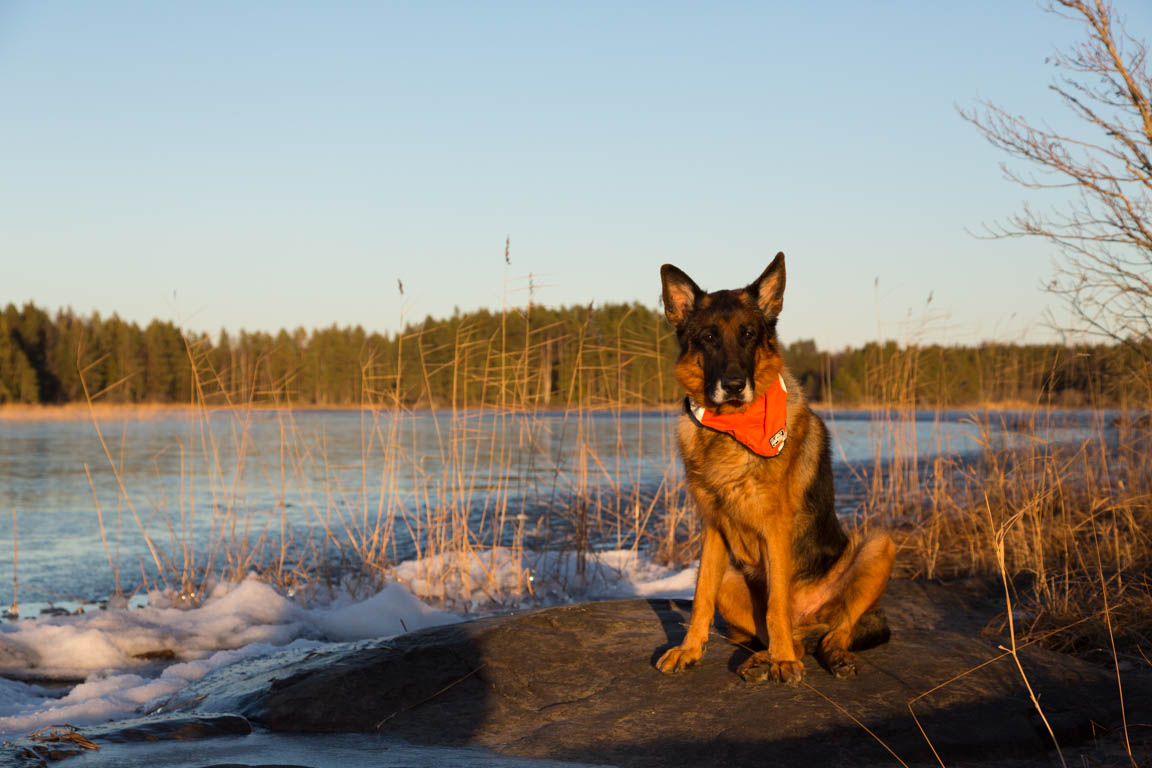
[686,374,788,458]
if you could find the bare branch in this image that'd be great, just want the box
[964,0,1152,359]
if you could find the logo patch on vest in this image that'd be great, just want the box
[769,428,786,449]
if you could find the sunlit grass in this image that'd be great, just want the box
[52,306,1148,676]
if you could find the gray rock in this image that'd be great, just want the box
[88,713,252,742]
[181,580,1150,768]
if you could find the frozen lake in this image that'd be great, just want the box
[0,405,1113,766]
[0,406,1101,608]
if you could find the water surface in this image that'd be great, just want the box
[0,406,1102,606]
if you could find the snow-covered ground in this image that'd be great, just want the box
[0,549,695,740]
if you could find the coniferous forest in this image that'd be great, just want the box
[1,301,1148,408]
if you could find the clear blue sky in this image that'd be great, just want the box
[3,1,1149,349]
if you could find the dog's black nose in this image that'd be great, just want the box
[722,376,746,395]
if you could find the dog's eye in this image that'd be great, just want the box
[700,331,717,345]
[741,326,756,341]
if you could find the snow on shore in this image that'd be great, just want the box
[394,547,696,609]
[0,549,695,739]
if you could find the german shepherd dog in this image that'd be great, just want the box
[657,253,895,684]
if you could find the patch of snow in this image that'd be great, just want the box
[0,549,694,740]
[395,547,696,609]
[304,583,458,641]
[0,639,327,736]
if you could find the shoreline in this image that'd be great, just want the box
[0,399,1131,422]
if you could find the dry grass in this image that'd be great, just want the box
[876,410,1152,664]
[837,341,1152,672]
[71,305,693,607]
[62,307,1152,675]
[29,304,1144,767]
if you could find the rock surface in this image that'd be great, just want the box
[90,713,252,743]
[171,580,1151,767]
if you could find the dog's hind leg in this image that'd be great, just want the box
[815,531,895,678]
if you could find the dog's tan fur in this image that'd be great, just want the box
[657,254,895,683]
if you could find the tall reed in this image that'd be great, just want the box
[75,297,690,607]
[71,301,1151,667]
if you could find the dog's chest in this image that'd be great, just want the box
[676,415,786,531]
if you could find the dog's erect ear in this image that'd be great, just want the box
[660,264,702,327]
[749,252,786,319]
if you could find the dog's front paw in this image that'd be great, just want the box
[737,651,805,685]
[656,643,704,673]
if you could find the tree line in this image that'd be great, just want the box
[1,301,1148,408]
